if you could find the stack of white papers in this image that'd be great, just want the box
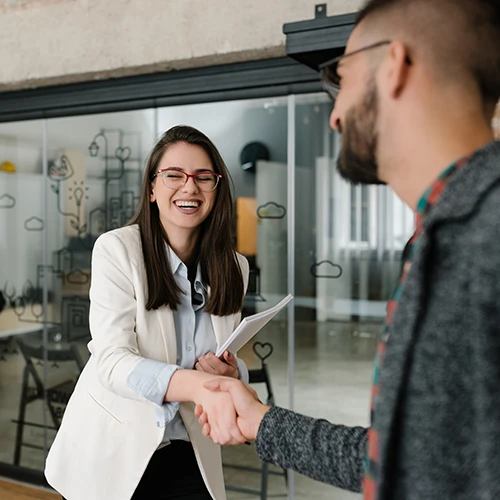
[216,294,293,357]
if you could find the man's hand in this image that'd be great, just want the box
[195,351,238,379]
[195,378,271,443]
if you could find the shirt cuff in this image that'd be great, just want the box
[163,401,180,425]
[127,358,180,406]
[236,357,249,384]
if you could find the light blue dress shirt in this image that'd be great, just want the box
[127,246,248,444]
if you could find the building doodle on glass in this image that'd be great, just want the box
[1,127,142,347]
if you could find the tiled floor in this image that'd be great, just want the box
[0,319,380,500]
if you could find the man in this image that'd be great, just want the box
[196,0,500,498]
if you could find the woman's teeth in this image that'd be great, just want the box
[175,201,200,208]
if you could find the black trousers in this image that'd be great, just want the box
[131,440,212,500]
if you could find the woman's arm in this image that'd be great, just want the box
[89,232,148,401]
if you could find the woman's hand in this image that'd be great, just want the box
[195,384,248,445]
[195,351,238,378]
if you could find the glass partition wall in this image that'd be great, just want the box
[288,94,414,499]
[0,119,47,471]
[0,111,156,474]
[0,94,413,499]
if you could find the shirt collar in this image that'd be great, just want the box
[167,245,184,276]
[416,155,470,219]
[166,244,204,289]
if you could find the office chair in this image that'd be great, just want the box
[13,336,85,466]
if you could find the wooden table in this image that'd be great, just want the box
[0,306,58,340]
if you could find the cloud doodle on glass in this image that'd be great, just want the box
[256,201,287,219]
[66,270,90,285]
[310,260,343,279]
[0,193,15,209]
[24,216,44,231]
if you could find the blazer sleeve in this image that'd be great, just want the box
[255,406,368,492]
[89,231,158,402]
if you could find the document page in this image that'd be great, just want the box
[216,294,293,357]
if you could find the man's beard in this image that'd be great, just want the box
[337,81,385,185]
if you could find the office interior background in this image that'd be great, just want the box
[0,1,499,499]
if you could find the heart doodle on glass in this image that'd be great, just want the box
[252,341,274,362]
[115,147,131,162]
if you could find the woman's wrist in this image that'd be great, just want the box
[165,369,215,404]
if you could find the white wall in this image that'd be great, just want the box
[0,0,364,91]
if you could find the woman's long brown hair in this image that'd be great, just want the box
[128,125,244,315]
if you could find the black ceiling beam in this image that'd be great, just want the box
[0,57,321,123]
[283,7,356,71]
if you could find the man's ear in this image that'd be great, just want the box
[384,41,411,99]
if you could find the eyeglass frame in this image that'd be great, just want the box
[319,40,411,100]
[152,168,223,192]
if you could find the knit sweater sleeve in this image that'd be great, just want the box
[255,406,368,492]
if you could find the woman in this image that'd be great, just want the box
[45,126,250,500]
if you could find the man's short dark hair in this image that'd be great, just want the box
[356,0,500,107]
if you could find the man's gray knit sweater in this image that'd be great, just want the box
[255,141,500,499]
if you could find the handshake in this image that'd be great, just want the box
[192,351,271,445]
[194,377,271,445]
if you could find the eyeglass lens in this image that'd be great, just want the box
[321,62,340,100]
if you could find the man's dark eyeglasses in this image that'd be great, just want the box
[319,40,411,100]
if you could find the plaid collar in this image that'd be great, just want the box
[416,155,471,220]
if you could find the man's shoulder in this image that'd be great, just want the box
[466,178,500,232]
[440,179,500,276]
[432,142,500,224]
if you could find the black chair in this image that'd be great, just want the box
[224,342,287,500]
[13,336,85,466]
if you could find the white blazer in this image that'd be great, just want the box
[45,225,249,500]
